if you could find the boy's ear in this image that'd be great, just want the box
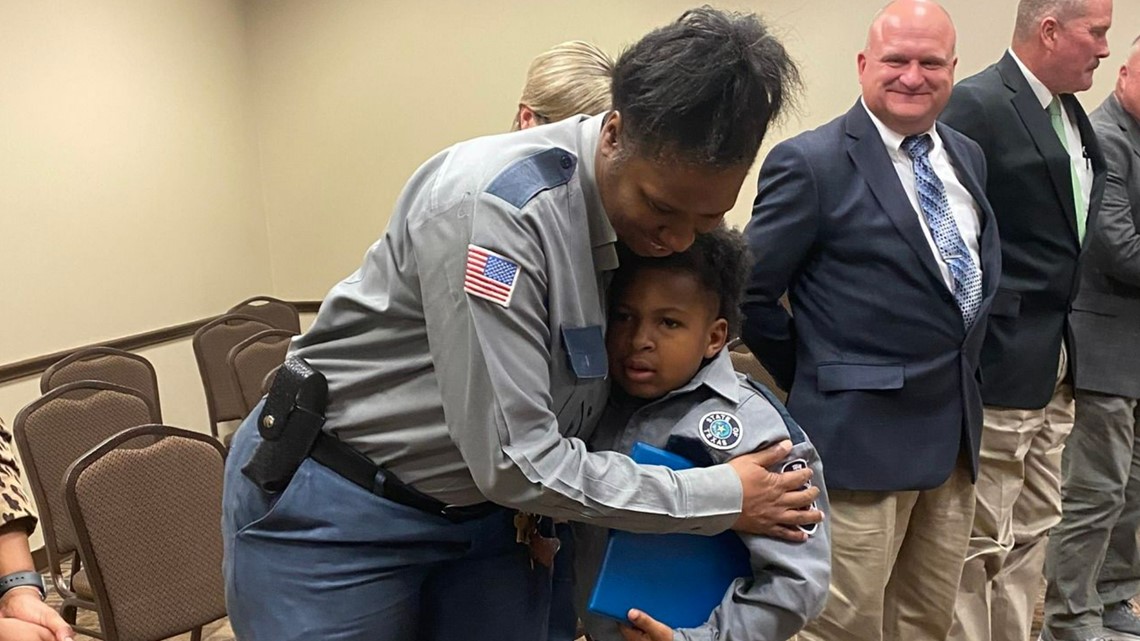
[705,318,729,359]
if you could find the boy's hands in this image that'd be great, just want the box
[727,439,822,542]
[618,609,674,641]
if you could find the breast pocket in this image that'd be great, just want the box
[553,325,608,439]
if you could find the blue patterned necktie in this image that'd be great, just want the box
[901,134,982,328]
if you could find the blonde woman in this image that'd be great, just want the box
[512,40,614,131]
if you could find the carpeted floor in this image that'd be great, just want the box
[42,558,1049,641]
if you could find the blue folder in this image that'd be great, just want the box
[587,442,751,629]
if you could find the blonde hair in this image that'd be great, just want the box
[512,41,614,130]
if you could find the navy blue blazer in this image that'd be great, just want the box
[741,101,1001,492]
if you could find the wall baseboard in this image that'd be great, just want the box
[0,300,320,385]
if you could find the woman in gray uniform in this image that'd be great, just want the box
[222,8,818,641]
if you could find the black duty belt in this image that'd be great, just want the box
[309,432,498,524]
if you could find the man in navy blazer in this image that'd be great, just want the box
[741,2,1000,640]
[938,2,1111,640]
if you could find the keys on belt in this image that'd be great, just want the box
[513,512,561,569]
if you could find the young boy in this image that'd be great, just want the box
[574,227,831,641]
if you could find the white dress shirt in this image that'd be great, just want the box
[1009,49,1094,222]
[861,99,983,292]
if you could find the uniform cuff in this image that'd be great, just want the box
[676,464,742,535]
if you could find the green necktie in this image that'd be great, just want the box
[1048,97,1087,242]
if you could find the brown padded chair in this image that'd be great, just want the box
[40,347,162,421]
[727,338,788,404]
[64,424,227,641]
[12,381,161,637]
[228,295,301,334]
[192,314,273,439]
[226,328,296,415]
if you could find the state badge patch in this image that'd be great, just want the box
[698,412,742,451]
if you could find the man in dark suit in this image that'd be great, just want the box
[1041,36,1140,641]
[938,2,1111,640]
[741,1,999,639]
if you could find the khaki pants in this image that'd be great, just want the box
[1042,392,1140,639]
[799,455,975,641]
[950,346,1074,641]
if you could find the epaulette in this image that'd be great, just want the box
[485,147,577,208]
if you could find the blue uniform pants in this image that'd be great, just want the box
[548,523,579,641]
[222,409,553,641]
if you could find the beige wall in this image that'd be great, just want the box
[0,0,272,367]
[247,0,1140,297]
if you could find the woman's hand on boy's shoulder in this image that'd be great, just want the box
[728,439,823,542]
[618,609,674,641]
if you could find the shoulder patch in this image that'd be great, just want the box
[744,377,807,445]
[485,147,577,208]
[699,411,743,451]
[464,245,521,308]
[780,458,819,536]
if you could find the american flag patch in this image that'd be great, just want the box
[464,244,521,308]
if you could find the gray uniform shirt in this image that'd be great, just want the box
[291,115,742,533]
[574,350,831,641]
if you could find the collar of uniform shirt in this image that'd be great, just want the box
[860,97,943,160]
[649,349,741,407]
[1009,48,1058,110]
[578,114,619,266]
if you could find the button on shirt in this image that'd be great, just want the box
[1010,49,1094,221]
[862,99,983,292]
[290,114,742,534]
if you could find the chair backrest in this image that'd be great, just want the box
[12,382,160,582]
[192,314,273,435]
[727,343,788,404]
[228,296,301,334]
[64,424,227,641]
[226,329,295,414]
[40,347,161,421]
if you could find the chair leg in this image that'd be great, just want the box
[191,627,203,641]
[60,604,77,625]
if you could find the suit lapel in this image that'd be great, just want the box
[997,54,1080,242]
[1127,104,1140,161]
[844,103,946,291]
[1108,95,1140,161]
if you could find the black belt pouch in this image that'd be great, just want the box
[241,356,328,493]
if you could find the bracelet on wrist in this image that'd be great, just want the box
[0,571,45,601]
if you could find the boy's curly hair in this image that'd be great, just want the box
[611,225,752,335]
